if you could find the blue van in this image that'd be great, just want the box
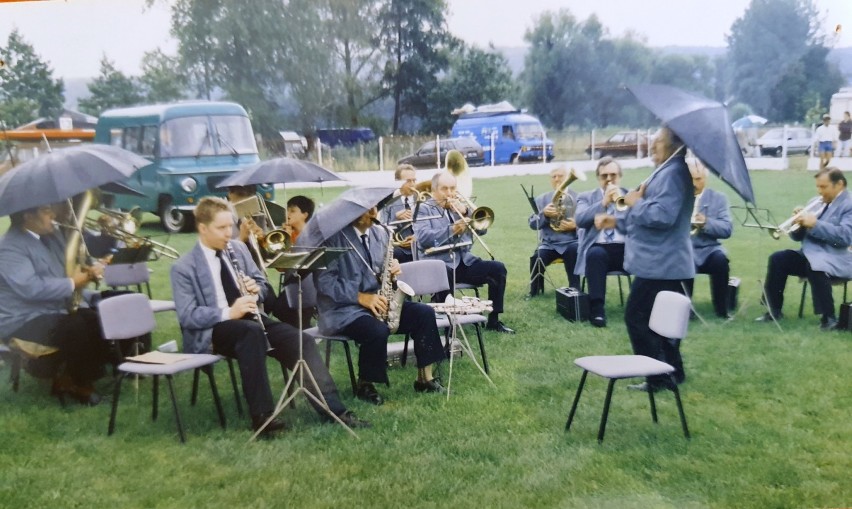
[95,101,272,233]
[451,111,554,165]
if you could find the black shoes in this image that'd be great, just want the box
[355,381,384,406]
[414,378,445,393]
[330,410,372,429]
[755,311,784,322]
[485,321,515,334]
[251,412,287,438]
[821,316,839,331]
[51,377,101,406]
[590,315,607,328]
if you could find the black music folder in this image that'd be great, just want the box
[110,245,152,264]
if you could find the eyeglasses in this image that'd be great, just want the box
[598,174,618,180]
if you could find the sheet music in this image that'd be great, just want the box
[126,351,192,364]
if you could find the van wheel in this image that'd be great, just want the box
[160,203,193,233]
[593,149,603,159]
[510,154,520,164]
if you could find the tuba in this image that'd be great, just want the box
[550,167,585,228]
[771,197,826,240]
[446,149,471,199]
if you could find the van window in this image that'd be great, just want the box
[109,128,123,147]
[140,125,157,157]
[162,116,215,157]
[515,122,543,138]
[123,126,142,153]
[502,125,515,140]
[211,115,257,155]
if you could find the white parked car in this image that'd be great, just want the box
[757,127,813,156]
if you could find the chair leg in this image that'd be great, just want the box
[648,388,658,423]
[325,339,332,369]
[617,276,625,307]
[225,358,243,417]
[190,368,201,406]
[565,370,588,431]
[341,341,357,396]
[799,280,808,318]
[152,375,160,422]
[165,375,186,443]
[108,373,127,436]
[201,366,226,430]
[581,277,586,293]
[10,351,21,392]
[597,378,617,443]
[670,377,690,439]
[474,324,489,374]
[401,334,410,367]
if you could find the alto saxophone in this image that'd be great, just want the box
[376,223,414,333]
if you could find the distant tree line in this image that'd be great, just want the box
[0,0,845,138]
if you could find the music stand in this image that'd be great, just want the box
[424,240,495,399]
[251,247,359,440]
[110,245,153,264]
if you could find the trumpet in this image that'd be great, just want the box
[770,197,826,240]
[606,184,628,212]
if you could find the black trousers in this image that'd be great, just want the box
[764,249,835,317]
[684,250,730,317]
[625,277,687,385]
[450,258,508,316]
[529,243,580,295]
[339,301,445,385]
[584,243,625,315]
[212,315,346,418]
[393,246,414,264]
[10,309,110,385]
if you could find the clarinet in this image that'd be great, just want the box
[226,242,272,351]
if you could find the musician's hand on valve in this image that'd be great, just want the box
[797,212,818,229]
[238,219,253,242]
[602,184,619,206]
[398,234,414,248]
[71,267,92,289]
[594,214,616,230]
[555,218,576,232]
[694,212,706,224]
[542,203,559,218]
[228,295,258,320]
[389,259,401,277]
[622,184,646,208]
[242,275,260,295]
[395,209,413,221]
[358,292,387,318]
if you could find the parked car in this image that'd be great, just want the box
[585,131,648,159]
[397,137,485,168]
[757,127,813,156]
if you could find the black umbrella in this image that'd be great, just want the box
[296,186,397,248]
[0,144,150,216]
[216,157,345,188]
[628,84,756,205]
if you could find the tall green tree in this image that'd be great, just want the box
[379,0,454,133]
[0,29,64,126]
[421,45,517,134]
[727,0,843,122]
[139,48,187,103]
[78,56,144,116]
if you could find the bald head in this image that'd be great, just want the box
[432,171,457,209]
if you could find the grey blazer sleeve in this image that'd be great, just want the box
[701,190,733,240]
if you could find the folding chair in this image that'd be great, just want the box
[797,277,849,318]
[581,270,632,306]
[565,291,691,443]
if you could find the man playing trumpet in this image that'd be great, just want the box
[758,168,852,330]
[528,166,580,296]
[684,160,733,319]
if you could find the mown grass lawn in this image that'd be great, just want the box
[1,162,850,508]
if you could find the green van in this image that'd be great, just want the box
[95,101,273,232]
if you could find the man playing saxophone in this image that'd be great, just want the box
[684,160,733,319]
[314,206,446,405]
[758,168,852,330]
[528,166,580,296]
[0,202,110,405]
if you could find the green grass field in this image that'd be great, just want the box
[1,161,850,508]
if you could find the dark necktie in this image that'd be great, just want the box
[360,234,373,268]
[216,250,241,305]
[817,202,829,219]
[604,204,615,242]
[404,197,411,210]
[40,235,63,265]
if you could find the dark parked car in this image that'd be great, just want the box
[397,137,485,168]
[585,131,648,159]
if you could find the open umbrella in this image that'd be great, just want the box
[731,114,768,129]
[628,84,756,205]
[216,158,344,188]
[296,186,397,248]
[0,144,150,216]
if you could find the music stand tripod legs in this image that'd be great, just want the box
[251,249,358,440]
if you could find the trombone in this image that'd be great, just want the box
[87,206,180,260]
[448,193,496,260]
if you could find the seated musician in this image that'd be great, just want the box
[0,203,110,405]
[528,166,580,296]
[758,168,852,330]
[270,194,317,329]
[413,171,514,334]
[284,195,314,244]
[314,206,447,405]
[382,164,418,264]
[573,157,629,328]
[684,160,733,319]
[170,197,367,436]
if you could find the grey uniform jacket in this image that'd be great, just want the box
[315,226,388,335]
[170,240,269,354]
[691,188,732,266]
[413,200,483,269]
[0,227,73,339]
[624,155,696,280]
[790,189,852,278]
[529,190,579,252]
[573,186,629,276]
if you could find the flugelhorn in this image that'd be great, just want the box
[770,197,826,240]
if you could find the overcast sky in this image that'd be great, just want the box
[0,0,850,79]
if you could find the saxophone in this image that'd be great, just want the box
[376,223,414,333]
[64,190,95,312]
